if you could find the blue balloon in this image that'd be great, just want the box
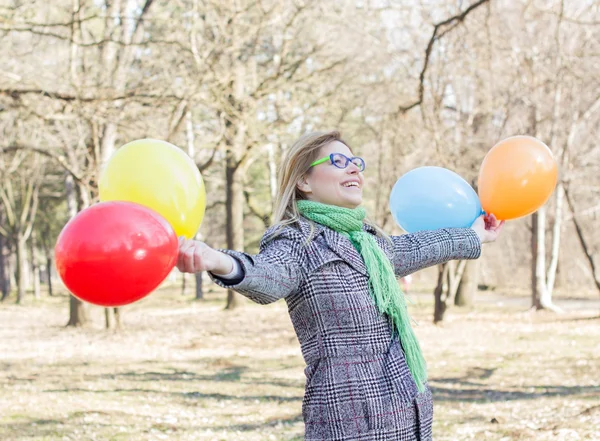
[389,166,482,233]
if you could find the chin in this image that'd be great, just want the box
[343,199,362,209]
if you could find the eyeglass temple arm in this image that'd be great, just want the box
[310,156,330,167]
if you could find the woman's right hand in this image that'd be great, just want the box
[470,213,504,244]
[177,237,234,275]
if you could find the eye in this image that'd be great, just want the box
[331,154,346,167]
[351,157,365,171]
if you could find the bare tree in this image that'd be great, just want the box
[0,151,45,303]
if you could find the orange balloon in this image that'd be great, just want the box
[478,136,558,220]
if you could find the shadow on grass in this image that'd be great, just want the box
[88,365,305,389]
[42,386,303,404]
[0,419,67,440]
[209,412,304,433]
[100,366,250,383]
[430,366,600,403]
[431,384,600,403]
[42,365,303,405]
[557,315,600,323]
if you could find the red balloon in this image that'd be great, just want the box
[55,201,178,307]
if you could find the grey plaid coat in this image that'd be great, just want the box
[210,217,481,441]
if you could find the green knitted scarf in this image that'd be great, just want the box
[297,200,427,392]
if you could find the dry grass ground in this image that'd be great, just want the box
[1,284,598,441]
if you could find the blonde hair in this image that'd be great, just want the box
[271,130,390,242]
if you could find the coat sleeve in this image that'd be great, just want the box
[208,226,308,304]
[390,228,481,278]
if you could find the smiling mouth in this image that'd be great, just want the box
[342,182,360,188]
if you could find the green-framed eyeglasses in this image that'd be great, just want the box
[310,153,366,172]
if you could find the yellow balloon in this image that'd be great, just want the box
[99,139,206,238]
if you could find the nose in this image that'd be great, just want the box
[346,163,360,174]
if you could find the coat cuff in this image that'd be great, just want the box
[446,227,482,260]
[207,250,250,288]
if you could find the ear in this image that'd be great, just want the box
[296,174,312,194]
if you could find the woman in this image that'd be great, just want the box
[178,131,503,441]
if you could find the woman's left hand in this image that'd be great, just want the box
[471,213,505,244]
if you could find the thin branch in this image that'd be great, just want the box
[132,0,155,37]
[0,26,191,51]
[1,145,83,182]
[197,146,220,173]
[0,88,181,102]
[6,14,101,28]
[563,185,600,294]
[243,190,270,229]
[206,200,225,211]
[166,100,189,142]
[0,185,16,227]
[397,0,490,114]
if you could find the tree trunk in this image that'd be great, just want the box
[30,230,41,299]
[113,307,121,329]
[224,158,245,310]
[65,173,89,326]
[448,260,467,300]
[455,258,480,307]
[195,272,203,300]
[39,224,54,297]
[433,260,467,323]
[46,254,53,296]
[8,253,16,296]
[535,206,548,309]
[15,235,27,304]
[224,62,247,310]
[100,122,120,323]
[67,294,90,327]
[536,205,562,312]
[100,123,118,166]
[546,182,564,296]
[433,264,448,324]
[267,142,278,209]
[184,110,205,301]
[530,212,541,309]
[105,307,122,330]
[181,273,188,296]
[0,232,9,301]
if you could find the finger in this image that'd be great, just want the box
[490,218,503,232]
[487,213,496,224]
[178,239,194,252]
[176,242,187,270]
[194,247,203,272]
[178,241,195,271]
[183,245,197,273]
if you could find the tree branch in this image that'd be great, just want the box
[243,190,270,229]
[1,145,83,182]
[397,0,490,114]
[563,185,600,294]
[197,146,220,173]
[0,88,181,102]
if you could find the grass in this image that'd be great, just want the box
[0,284,598,440]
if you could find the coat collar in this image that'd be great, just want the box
[294,216,377,277]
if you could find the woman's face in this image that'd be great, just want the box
[297,141,364,209]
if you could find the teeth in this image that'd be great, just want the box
[343,182,359,187]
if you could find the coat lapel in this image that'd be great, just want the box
[322,227,369,277]
[295,216,380,277]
